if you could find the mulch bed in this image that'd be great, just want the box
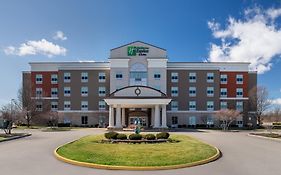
[101,139,169,144]
[250,133,281,138]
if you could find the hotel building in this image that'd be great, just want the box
[22,41,257,129]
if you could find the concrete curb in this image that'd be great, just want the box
[54,136,221,171]
[248,133,281,142]
[0,133,31,143]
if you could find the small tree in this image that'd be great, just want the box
[17,86,50,127]
[0,103,22,134]
[216,109,241,131]
[249,86,271,126]
[47,111,59,128]
[262,106,281,133]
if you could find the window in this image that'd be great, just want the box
[236,74,243,84]
[171,72,178,82]
[98,87,106,97]
[130,71,147,85]
[51,88,58,97]
[154,73,161,79]
[81,87,88,97]
[207,87,214,97]
[36,102,42,111]
[81,116,88,125]
[207,101,214,111]
[220,74,227,84]
[81,72,88,83]
[99,101,106,110]
[237,120,243,127]
[189,72,196,83]
[36,88,42,97]
[220,88,227,97]
[207,116,214,125]
[51,74,58,84]
[116,73,123,79]
[189,87,196,97]
[35,74,43,84]
[64,87,71,97]
[207,72,214,83]
[99,72,106,82]
[189,116,196,126]
[189,101,196,111]
[81,101,88,111]
[172,116,178,125]
[64,72,71,83]
[236,101,243,111]
[51,101,58,111]
[236,88,243,97]
[171,87,178,97]
[64,101,71,110]
[171,101,178,111]
[220,101,227,109]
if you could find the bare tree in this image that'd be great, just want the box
[249,86,271,126]
[262,106,281,132]
[47,111,59,128]
[215,109,241,131]
[17,86,50,127]
[0,103,22,134]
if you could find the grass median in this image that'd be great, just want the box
[56,134,218,167]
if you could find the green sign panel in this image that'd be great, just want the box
[127,46,149,56]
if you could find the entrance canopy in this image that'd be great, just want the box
[104,86,171,108]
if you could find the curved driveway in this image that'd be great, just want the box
[0,129,280,175]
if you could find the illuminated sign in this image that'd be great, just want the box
[127,46,149,56]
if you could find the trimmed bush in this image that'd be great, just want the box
[156,132,170,139]
[104,132,118,139]
[116,133,127,140]
[144,134,156,140]
[129,133,142,140]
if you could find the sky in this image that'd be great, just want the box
[0,0,281,107]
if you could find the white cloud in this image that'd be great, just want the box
[267,8,281,20]
[207,7,281,74]
[3,39,67,57]
[53,31,67,41]
[4,46,16,55]
[271,98,281,105]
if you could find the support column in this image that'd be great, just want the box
[115,105,122,128]
[108,105,114,128]
[121,108,126,127]
[161,105,167,128]
[153,105,160,128]
[151,107,155,127]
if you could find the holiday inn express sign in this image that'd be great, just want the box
[127,46,149,56]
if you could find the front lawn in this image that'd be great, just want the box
[57,134,218,167]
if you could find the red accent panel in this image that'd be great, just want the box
[31,71,58,97]
[220,72,248,97]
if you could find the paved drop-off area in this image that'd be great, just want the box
[0,129,280,175]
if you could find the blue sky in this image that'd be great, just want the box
[0,0,281,106]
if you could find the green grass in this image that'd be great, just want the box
[57,134,217,167]
[0,137,5,141]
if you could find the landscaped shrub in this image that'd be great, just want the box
[156,132,170,139]
[116,133,127,140]
[129,133,142,140]
[104,131,118,139]
[144,134,156,140]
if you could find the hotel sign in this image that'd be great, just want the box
[127,46,149,56]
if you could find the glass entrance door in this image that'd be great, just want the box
[129,116,147,127]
